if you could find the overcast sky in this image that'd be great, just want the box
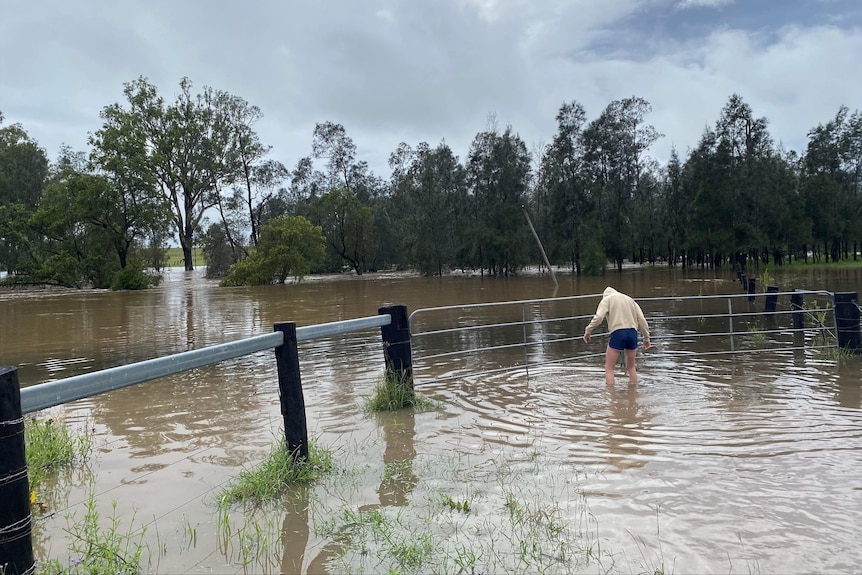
[2,0,861,178]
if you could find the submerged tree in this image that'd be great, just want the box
[95,77,250,271]
[463,123,532,275]
[221,215,325,285]
[0,111,49,274]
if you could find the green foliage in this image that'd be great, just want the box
[221,215,325,285]
[38,495,147,575]
[5,97,862,281]
[464,125,532,275]
[25,415,94,497]
[441,494,472,513]
[110,262,160,290]
[216,438,334,505]
[363,373,437,412]
[310,188,376,275]
[579,233,607,275]
[201,222,238,278]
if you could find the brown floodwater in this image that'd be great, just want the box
[2,265,862,574]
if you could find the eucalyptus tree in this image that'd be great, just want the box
[464,125,531,276]
[309,187,375,274]
[582,96,662,270]
[26,150,159,288]
[661,148,688,266]
[307,122,387,272]
[312,121,380,202]
[536,101,590,273]
[95,77,245,271]
[221,100,288,251]
[89,110,172,271]
[680,95,780,268]
[389,141,467,275]
[629,160,663,264]
[0,112,49,274]
[715,94,774,263]
[802,106,862,261]
[682,129,731,266]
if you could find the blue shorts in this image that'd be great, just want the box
[608,328,638,351]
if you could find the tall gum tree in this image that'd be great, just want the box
[97,77,243,270]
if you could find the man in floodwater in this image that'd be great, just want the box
[583,287,651,385]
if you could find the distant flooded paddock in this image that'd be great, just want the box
[2,265,862,574]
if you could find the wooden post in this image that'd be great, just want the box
[791,291,804,329]
[273,323,309,462]
[0,367,34,575]
[378,305,414,392]
[834,292,861,351]
[765,285,779,313]
[748,278,756,302]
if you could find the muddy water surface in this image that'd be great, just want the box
[2,265,862,574]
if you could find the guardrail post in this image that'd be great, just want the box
[747,278,756,302]
[273,323,309,462]
[791,291,804,329]
[765,286,779,312]
[0,366,35,575]
[834,292,861,351]
[378,305,414,392]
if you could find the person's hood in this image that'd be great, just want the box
[603,286,618,298]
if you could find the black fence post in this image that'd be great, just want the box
[0,366,34,575]
[834,292,861,351]
[273,323,309,462]
[791,291,804,329]
[378,305,414,392]
[748,278,756,302]
[765,285,779,313]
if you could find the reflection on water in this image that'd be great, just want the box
[3,266,862,573]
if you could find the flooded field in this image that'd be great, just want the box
[2,265,862,574]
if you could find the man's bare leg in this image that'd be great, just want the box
[625,348,638,384]
[604,346,620,385]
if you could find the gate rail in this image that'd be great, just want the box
[408,290,851,385]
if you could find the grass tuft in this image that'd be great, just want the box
[216,437,334,506]
[364,373,437,412]
[25,413,93,510]
[38,494,148,575]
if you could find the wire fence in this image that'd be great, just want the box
[408,290,839,385]
[4,290,855,573]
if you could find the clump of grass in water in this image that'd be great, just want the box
[364,373,437,412]
[25,413,94,510]
[746,322,767,345]
[37,493,149,575]
[757,267,773,291]
[216,437,334,506]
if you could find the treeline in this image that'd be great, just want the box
[1,76,860,288]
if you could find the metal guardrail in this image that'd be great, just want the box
[20,315,392,414]
[407,290,839,384]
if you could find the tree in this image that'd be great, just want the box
[310,188,375,274]
[0,112,49,273]
[802,106,862,261]
[89,111,172,270]
[389,142,467,275]
[462,124,532,276]
[536,101,590,273]
[221,100,288,250]
[582,96,662,269]
[221,216,325,285]
[98,77,246,271]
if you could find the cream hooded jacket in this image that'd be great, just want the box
[584,287,650,341]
